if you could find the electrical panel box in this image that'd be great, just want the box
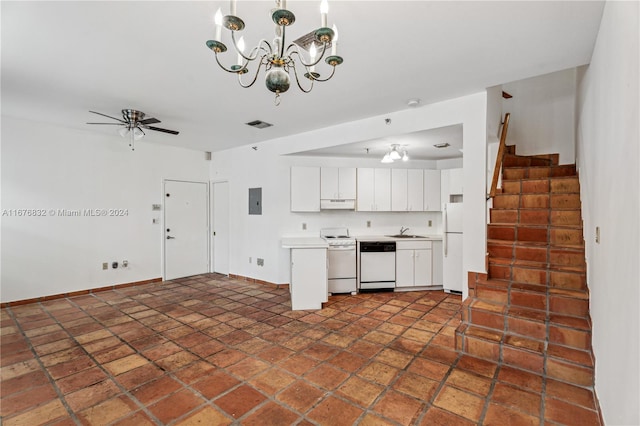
[249,188,262,215]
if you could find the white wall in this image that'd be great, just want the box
[1,116,210,302]
[575,1,639,424]
[503,68,577,164]
[211,92,488,300]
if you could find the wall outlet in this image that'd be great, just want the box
[302,223,307,230]
[257,258,264,266]
[366,220,371,228]
[595,226,600,243]
[428,220,432,227]
[249,257,252,263]
[102,262,108,270]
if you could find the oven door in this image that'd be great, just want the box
[327,246,356,279]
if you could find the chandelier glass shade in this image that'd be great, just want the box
[206,0,343,104]
[381,144,409,163]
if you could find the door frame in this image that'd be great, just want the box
[162,179,210,281]
[210,179,230,275]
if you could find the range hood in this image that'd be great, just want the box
[321,199,356,210]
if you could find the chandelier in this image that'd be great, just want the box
[206,0,343,105]
[381,144,409,163]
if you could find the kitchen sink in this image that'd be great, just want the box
[386,234,427,238]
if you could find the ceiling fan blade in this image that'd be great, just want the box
[139,117,161,125]
[89,110,127,123]
[146,126,180,135]
[86,122,124,125]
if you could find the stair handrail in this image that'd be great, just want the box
[488,113,511,200]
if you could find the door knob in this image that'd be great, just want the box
[167,236,176,240]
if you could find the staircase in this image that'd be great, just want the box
[456,150,594,389]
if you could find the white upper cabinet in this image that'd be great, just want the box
[441,167,463,203]
[321,167,356,200]
[357,168,391,211]
[423,169,441,211]
[449,168,463,195]
[291,166,320,212]
[391,169,424,211]
[407,169,424,211]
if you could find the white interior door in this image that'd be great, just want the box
[164,180,209,280]
[212,181,229,275]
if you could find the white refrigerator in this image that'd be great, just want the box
[443,203,463,293]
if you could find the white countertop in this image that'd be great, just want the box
[354,235,443,242]
[281,237,329,249]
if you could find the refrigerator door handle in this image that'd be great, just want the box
[443,205,448,257]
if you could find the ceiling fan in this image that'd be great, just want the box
[87,109,179,150]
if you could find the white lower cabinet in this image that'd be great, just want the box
[395,241,433,288]
[290,248,328,310]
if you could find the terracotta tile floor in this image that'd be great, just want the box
[1,274,601,425]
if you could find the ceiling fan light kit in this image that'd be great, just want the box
[86,109,179,151]
[206,0,343,105]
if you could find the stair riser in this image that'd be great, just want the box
[503,155,553,167]
[550,178,580,193]
[507,316,546,340]
[503,345,544,374]
[547,358,594,387]
[550,229,584,247]
[488,245,586,269]
[502,178,580,195]
[490,209,583,227]
[550,271,587,290]
[549,325,591,350]
[550,295,589,317]
[503,165,576,180]
[551,210,582,226]
[549,249,587,268]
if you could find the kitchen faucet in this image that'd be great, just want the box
[399,226,410,235]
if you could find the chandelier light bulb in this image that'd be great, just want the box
[237,36,245,65]
[214,8,222,40]
[118,127,129,138]
[309,43,317,72]
[402,151,409,161]
[389,147,402,160]
[320,0,329,27]
[331,25,339,55]
[381,153,393,163]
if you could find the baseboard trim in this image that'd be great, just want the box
[228,273,289,290]
[1,277,163,308]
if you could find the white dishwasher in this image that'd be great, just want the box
[359,241,396,291]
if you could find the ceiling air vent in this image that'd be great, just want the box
[433,142,450,149]
[246,120,273,129]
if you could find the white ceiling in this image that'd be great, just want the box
[295,124,464,161]
[1,1,604,159]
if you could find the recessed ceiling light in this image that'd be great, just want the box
[433,142,450,148]
[246,120,273,129]
[407,98,421,108]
